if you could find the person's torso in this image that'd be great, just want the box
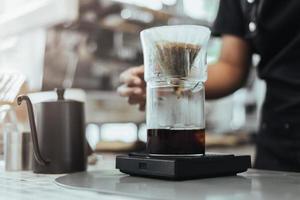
[240,0,300,114]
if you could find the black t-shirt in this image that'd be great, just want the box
[212,0,300,118]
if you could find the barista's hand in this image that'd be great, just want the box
[117,66,146,111]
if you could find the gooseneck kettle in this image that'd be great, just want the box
[17,88,87,174]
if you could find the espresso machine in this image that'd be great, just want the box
[116,25,251,180]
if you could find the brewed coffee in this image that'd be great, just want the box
[147,129,205,155]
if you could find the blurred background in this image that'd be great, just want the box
[0,0,266,159]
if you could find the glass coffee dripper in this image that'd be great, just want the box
[141,25,211,156]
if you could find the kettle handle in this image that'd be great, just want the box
[17,95,49,166]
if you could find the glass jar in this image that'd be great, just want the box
[141,25,211,155]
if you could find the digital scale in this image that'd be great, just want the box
[116,152,251,180]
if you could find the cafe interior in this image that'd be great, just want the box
[1,0,298,200]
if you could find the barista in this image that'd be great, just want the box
[117,0,300,172]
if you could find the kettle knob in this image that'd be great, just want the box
[55,88,65,100]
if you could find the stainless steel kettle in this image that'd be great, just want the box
[17,88,87,174]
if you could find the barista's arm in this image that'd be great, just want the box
[205,35,252,99]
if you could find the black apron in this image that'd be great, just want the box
[254,81,300,172]
[212,0,300,171]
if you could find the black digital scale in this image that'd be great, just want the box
[116,152,251,180]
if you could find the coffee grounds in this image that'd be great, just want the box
[155,41,201,77]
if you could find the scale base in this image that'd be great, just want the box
[116,152,251,180]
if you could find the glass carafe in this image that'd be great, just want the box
[141,25,211,155]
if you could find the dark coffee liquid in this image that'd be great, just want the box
[147,129,205,155]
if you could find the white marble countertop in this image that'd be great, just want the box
[1,154,300,200]
[0,154,136,200]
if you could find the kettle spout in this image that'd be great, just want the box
[17,95,49,166]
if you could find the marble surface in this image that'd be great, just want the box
[0,155,136,200]
[0,170,140,200]
[56,169,300,200]
[1,154,300,200]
